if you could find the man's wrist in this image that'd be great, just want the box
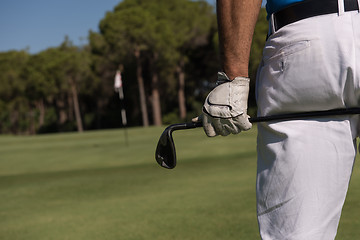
[221,68,249,80]
[218,71,249,85]
[221,58,249,79]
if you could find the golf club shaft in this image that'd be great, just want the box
[250,107,360,123]
[187,107,360,128]
[169,121,203,131]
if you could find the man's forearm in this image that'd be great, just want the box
[216,0,262,79]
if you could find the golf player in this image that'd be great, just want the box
[201,0,360,239]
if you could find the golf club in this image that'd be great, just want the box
[155,107,360,169]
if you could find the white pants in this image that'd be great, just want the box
[256,8,360,240]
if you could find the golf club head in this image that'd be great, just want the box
[155,121,202,169]
[155,125,176,169]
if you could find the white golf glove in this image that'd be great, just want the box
[201,72,252,137]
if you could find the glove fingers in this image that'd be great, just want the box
[203,114,217,137]
[203,113,252,137]
[234,114,252,130]
[224,120,240,135]
[213,118,230,136]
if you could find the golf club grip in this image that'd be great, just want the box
[191,107,360,127]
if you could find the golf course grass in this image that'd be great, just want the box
[0,125,359,239]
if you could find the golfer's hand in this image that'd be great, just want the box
[202,72,252,137]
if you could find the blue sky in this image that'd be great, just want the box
[0,0,124,53]
[0,0,265,54]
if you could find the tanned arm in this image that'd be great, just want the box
[216,0,262,79]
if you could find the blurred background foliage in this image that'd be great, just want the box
[0,0,268,134]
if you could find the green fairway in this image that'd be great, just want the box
[0,126,359,239]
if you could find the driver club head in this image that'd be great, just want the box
[155,121,202,169]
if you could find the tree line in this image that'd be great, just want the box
[0,0,268,135]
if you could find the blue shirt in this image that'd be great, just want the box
[266,0,304,15]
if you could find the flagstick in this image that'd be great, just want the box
[114,69,129,147]
[119,89,129,146]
